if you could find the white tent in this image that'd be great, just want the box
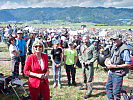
[99,30,107,37]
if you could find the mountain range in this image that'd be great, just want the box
[0,7,133,25]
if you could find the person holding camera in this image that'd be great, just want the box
[105,34,131,100]
[15,30,27,77]
[79,35,97,99]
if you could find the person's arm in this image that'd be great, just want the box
[74,50,78,68]
[64,55,66,69]
[24,39,27,55]
[12,50,20,56]
[43,69,50,80]
[51,54,57,65]
[24,55,45,79]
[59,52,63,66]
[26,39,30,53]
[86,45,97,65]
[78,46,83,64]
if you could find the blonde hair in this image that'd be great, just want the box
[32,40,44,53]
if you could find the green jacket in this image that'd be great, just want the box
[79,44,97,65]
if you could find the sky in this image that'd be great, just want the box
[0,0,133,9]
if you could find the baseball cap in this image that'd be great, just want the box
[68,40,73,45]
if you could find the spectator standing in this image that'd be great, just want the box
[15,30,27,77]
[64,40,78,87]
[24,40,50,100]
[127,51,133,79]
[79,35,97,99]
[9,37,20,80]
[105,34,131,100]
[51,40,62,88]
[27,31,37,55]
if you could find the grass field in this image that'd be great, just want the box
[1,23,133,29]
[0,42,133,100]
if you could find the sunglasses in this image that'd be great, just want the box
[34,45,42,48]
[113,39,118,41]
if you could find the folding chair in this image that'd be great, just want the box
[11,79,28,100]
[0,75,11,95]
[121,90,129,100]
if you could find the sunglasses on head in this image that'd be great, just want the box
[34,45,42,48]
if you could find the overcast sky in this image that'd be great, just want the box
[0,0,133,9]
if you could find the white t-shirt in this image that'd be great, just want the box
[9,44,18,57]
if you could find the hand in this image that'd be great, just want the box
[37,73,45,79]
[85,62,88,66]
[43,70,49,80]
[55,64,60,67]
[74,64,76,68]
[104,58,114,69]
[105,58,111,66]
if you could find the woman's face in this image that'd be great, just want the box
[34,43,43,53]
[11,39,15,45]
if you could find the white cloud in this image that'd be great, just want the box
[103,0,133,8]
[0,0,133,9]
[0,1,27,9]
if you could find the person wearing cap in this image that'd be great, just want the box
[51,40,62,88]
[78,35,97,99]
[15,30,27,77]
[105,34,131,100]
[64,40,78,87]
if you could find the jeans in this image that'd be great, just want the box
[53,60,61,84]
[19,55,26,74]
[106,72,123,100]
[66,64,76,83]
[11,56,20,79]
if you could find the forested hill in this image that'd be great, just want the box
[0,7,133,25]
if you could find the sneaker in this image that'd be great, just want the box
[58,83,61,89]
[68,82,71,87]
[53,83,56,88]
[79,87,87,90]
[84,94,91,99]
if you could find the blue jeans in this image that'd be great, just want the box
[53,60,61,84]
[106,72,123,100]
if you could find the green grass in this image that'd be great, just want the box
[1,23,133,29]
[0,43,133,100]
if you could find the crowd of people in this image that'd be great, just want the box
[0,24,133,99]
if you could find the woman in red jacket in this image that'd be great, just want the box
[24,40,50,100]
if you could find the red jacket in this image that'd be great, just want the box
[24,53,49,88]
